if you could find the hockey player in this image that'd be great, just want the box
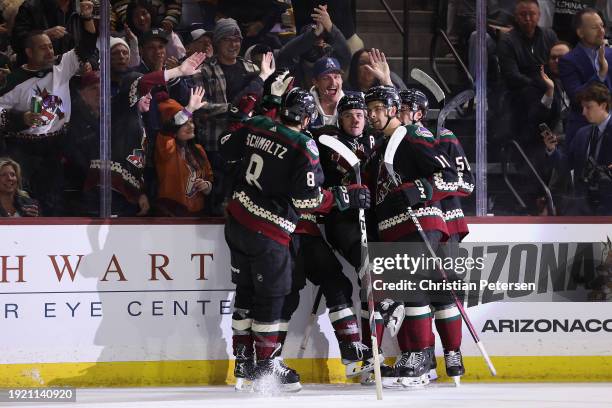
[364,85,472,388]
[315,94,406,372]
[272,94,375,379]
[220,88,327,393]
[398,88,475,385]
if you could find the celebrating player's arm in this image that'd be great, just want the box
[384,128,457,208]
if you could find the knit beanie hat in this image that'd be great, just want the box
[110,37,130,54]
[213,18,243,44]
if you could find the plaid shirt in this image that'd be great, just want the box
[192,56,263,152]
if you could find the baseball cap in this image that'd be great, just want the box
[312,57,342,78]
[190,29,212,43]
[141,28,169,45]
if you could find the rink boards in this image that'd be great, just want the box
[0,217,611,387]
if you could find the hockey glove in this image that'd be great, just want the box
[229,94,258,122]
[270,70,294,97]
[375,298,405,337]
[331,184,371,211]
[389,178,432,208]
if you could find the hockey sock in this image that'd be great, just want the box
[360,302,384,348]
[232,307,253,358]
[329,305,360,343]
[397,306,433,352]
[252,320,283,360]
[434,306,462,352]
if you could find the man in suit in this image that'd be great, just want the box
[547,82,612,215]
[559,7,612,146]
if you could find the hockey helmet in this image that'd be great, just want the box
[337,93,367,114]
[364,85,400,110]
[280,87,317,124]
[399,88,429,116]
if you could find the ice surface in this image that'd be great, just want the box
[5,383,611,408]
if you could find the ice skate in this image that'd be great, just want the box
[254,356,302,393]
[444,349,465,386]
[376,299,405,337]
[340,341,375,378]
[360,364,401,388]
[233,345,255,392]
[397,348,433,388]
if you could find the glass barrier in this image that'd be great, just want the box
[3,1,611,218]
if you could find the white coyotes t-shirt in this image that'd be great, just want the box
[0,50,80,136]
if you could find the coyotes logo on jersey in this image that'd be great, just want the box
[376,159,401,205]
[185,167,200,198]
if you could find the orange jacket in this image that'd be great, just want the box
[155,132,214,216]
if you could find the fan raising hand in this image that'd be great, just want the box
[186,86,207,112]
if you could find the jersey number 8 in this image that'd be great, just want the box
[246,153,264,190]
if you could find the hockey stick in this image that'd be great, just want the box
[299,286,323,355]
[411,68,445,104]
[383,127,497,377]
[319,135,383,400]
[436,89,475,137]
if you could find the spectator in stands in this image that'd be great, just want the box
[12,0,85,66]
[345,48,406,93]
[277,4,350,87]
[64,70,100,215]
[310,56,344,128]
[186,28,213,59]
[546,82,612,215]
[111,36,141,95]
[529,43,572,215]
[112,0,182,34]
[292,0,363,53]
[155,87,213,216]
[0,3,97,215]
[0,157,39,217]
[559,7,612,146]
[84,52,206,217]
[192,17,274,216]
[537,42,572,138]
[497,0,558,145]
[216,0,288,51]
[125,0,185,60]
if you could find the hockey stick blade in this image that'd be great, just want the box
[436,89,475,136]
[411,68,445,103]
[318,135,360,167]
[383,126,408,186]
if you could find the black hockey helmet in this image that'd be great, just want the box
[281,87,317,124]
[337,93,366,114]
[364,85,400,110]
[399,88,429,116]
